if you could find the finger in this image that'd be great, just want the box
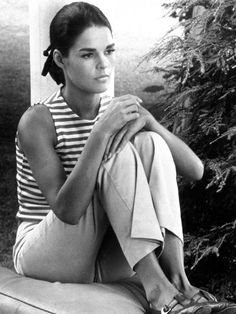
[117,94,143,104]
[125,112,140,122]
[123,104,139,114]
[116,97,142,110]
[119,100,140,112]
[109,127,128,156]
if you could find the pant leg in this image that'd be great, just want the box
[97,141,164,270]
[13,193,109,283]
[95,226,135,283]
[14,131,182,285]
[132,131,183,242]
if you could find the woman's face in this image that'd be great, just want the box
[62,26,115,94]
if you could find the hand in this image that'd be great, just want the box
[94,94,142,138]
[104,103,153,160]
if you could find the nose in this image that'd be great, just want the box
[97,54,109,70]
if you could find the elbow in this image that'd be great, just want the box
[190,159,204,181]
[55,209,80,225]
[53,201,80,225]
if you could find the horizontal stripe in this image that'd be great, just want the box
[57,128,92,136]
[54,121,95,128]
[58,143,86,152]
[16,214,47,221]
[18,199,48,208]
[16,89,110,221]
[60,156,79,162]
[17,178,39,190]
[57,136,89,144]
[17,206,50,213]
[48,99,65,105]
[16,174,37,186]
[17,206,50,215]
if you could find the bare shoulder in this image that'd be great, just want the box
[18,104,53,131]
[17,104,56,149]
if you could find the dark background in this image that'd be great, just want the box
[0,0,29,268]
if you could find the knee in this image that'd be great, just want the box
[102,141,136,168]
[133,131,168,152]
[133,131,176,170]
[98,142,138,183]
[97,142,138,192]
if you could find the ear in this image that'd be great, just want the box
[53,49,64,69]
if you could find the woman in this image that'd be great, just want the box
[13,2,218,313]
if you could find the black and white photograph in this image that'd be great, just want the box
[0,1,235,313]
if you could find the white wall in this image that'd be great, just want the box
[29,0,176,104]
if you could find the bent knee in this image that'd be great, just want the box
[133,131,169,152]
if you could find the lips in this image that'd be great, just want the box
[95,74,109,81]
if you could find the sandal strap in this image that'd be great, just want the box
[191,289,217,303]
[148,292,212,314]
[160,293,189,313]
[199,289,217,302]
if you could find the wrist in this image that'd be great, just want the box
[91,124,111,141]
[145,114,156,130]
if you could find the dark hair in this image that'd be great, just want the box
[41,2,112,85]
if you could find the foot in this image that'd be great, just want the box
[189,289,217,303]
[204,301,236,314]
[147,285,183,312]
[177,285,217,304]
[170,278,217,303]
[147,293,213,314]
[179,285,200,300]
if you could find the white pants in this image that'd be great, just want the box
[13,132,183,284]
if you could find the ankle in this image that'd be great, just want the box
[170,274,198,298]
[147,284,178,311]
[170,274,189,291]
[135,252,178,307]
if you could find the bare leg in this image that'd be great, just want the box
[135,233,213,311]
[159,230,198,298]
[98,141,183,311]
[134,251,181,311]
[99,133,208,311]
[131,132,207,309]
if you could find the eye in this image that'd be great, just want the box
[105,48,116,56]
[81,53,94,59]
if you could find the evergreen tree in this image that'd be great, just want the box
[144,0,236,300]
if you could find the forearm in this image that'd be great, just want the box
[54,129,110,224]
[146,115,204,181]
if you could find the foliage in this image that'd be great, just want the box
[184,221,236,301]
[143,0,236,300]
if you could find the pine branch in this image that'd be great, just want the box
[184,220,236,270]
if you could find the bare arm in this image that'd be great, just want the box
[18,95,140,224]
[145,114,204,181]
[105,104,204,181]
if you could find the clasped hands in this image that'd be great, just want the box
[99,94,153,162]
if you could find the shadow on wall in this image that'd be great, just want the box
[31,0,174,106]
[0,0,30,142]
[0,0,175,143]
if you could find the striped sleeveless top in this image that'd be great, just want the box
[16,89,110,221]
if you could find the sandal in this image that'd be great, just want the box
[147,293,213,314]
[204,301,236,314]
[190,289,217,303]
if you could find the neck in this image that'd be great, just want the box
[62,85,101,120]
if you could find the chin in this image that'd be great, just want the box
[92,85,110,94]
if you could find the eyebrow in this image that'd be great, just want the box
[79,43,115,52]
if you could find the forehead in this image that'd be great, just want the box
[72,26,113,50]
